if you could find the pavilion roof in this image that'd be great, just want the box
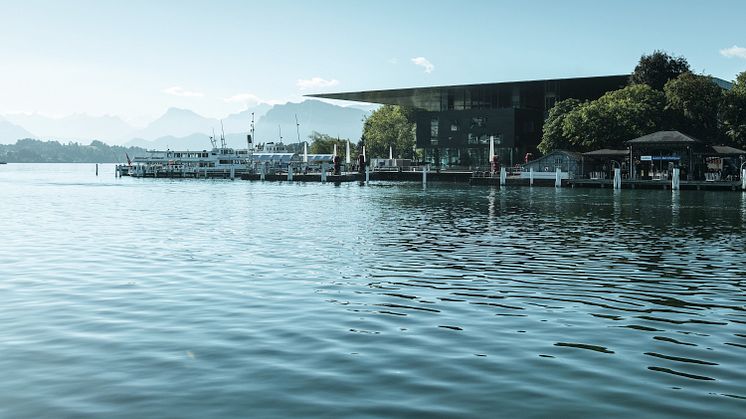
[626,131,702,145]
[583,148,629,157]
[709,145,746,156]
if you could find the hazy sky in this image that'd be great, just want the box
[1,0,744,124]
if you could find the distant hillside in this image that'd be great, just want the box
[0,139,146,163]
[254,100,367,144]
[222,104,272,134]
[128,108,219,141]
[0,117,36,144]
[1,100,368,149]
[4,113,133,142]
[128,133,214,151]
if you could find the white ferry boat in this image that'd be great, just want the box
[126,146,254,178]
[117,116,336,179]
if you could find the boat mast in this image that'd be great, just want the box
[295,114,301,152]
[220,120,226,148]
[248,112,255,151]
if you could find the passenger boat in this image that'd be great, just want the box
[125,146,254,178]
[122,118,264,178]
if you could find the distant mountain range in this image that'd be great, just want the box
[0,116,36,144]
[0,100,376,149]
[4,113,133,142]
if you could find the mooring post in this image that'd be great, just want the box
[613,168,621,190]
[365,165,370,184]
[287,164,293,181]
[742,168,746,191]
[321,162,328,182]
[95,163,99,176]
[672,168,680,190]
[422,164,427,187]
[529,167,534,186]
[555,168,561,188]
[230,167,235,180]
[500,167,506,186]
[260,164,265,181]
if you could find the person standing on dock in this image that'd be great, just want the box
[357,154,366,174]
[492,155,500,177]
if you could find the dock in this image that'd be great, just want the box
[568,178,743,191]
[116,164,746,191]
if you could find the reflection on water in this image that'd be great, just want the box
[0,164,744,418]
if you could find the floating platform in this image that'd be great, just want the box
[568,179,744,191]
[240,173,360,182]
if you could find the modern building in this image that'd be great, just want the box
[311,75,629,169]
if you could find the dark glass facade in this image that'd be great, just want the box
[311,75,629,169]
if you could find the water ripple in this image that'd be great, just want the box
[0,164,745,417]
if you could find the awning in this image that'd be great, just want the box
[626,131,702,145]
[709,145,746,156]
[583,149,629,158]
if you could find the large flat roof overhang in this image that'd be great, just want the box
[307,75,630,111]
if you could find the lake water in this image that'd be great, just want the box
[1,163,745,418]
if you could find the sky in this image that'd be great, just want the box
[0,0,745,125]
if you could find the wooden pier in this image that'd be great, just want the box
[568,179,743,191]
[116,165,746,191]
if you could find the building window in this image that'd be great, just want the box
[430,118,439,136]
[450,120,461,132]
[470,116,487,129]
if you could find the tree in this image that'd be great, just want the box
[0,138,148,163]
[721,71,746,148]
[562,84,665,151]
[631,50,690,90]
[308,131,356,156]
[663,72,723,141]
[361,105,416,159]
[538,98,583,154]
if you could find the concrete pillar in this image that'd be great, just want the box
[422,165,427,186]
[529,167,534,186]
[365,165,370,183]
[287,164,293,181]
[321,163,328,182]
[555,167,561,188]
[672,168,680,190]
[500,167,506,186]
[230,167,235,180]
[613,168,621,190]
[260,164,265,181]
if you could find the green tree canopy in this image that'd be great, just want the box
[630,50,690,90]
[721,71,746,148]
[361,105,416,159]
[663,72,723,141]
[0,138,147,163]
[308,131,356,156]
[539,84,664,153]
[537,98,583,154]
